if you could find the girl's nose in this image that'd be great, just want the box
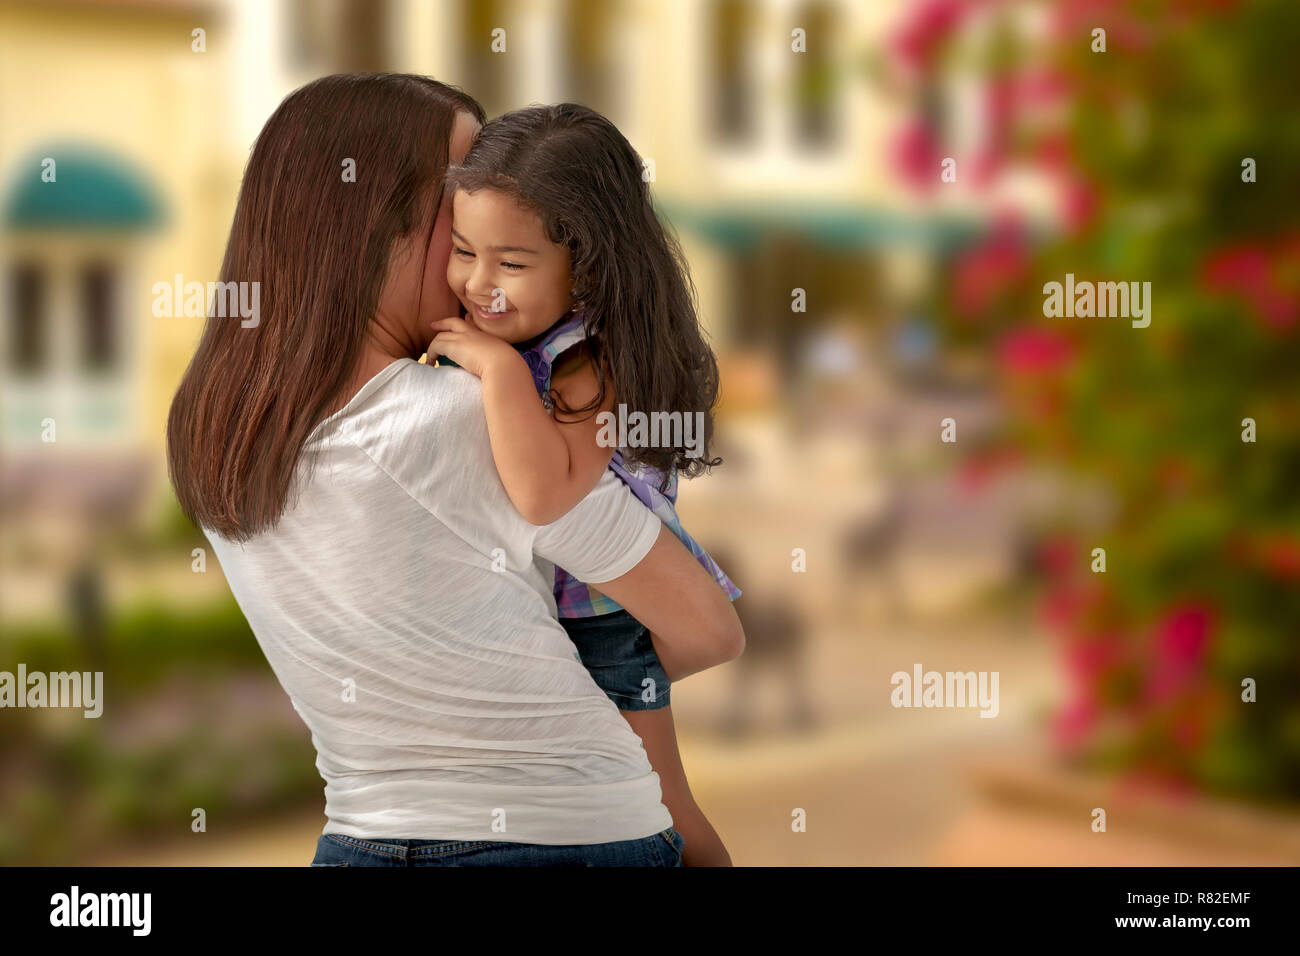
[465,262,494,299]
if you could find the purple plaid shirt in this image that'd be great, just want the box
[518,311,741,618]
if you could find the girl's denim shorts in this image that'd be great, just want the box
[311,827,685,867]
[561,609,670,711]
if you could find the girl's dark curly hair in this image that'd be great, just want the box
[446,103,722,481]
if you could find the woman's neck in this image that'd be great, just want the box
[327,338,413,418]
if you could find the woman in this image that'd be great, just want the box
[165,74,743,867]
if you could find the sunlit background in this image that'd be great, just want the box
[2,0,1299,866]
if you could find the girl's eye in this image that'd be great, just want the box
[501,261,525,271]
[453,247,474,258]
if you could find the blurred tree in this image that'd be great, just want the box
[885,0,1300,804]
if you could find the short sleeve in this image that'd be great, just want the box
[342,362,659,583]
[533,469,662,584]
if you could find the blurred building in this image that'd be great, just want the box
[230,0,1055,389]
[0,0,1057,605]
[1,0,236,537]
[1,0,1058,512]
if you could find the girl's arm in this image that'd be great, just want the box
[430,316,613,525]
[482,343,615,524]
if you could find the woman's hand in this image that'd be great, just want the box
[429,315,522,378]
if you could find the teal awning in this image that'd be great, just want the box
[3,146,165,231]
[656,198,991,253]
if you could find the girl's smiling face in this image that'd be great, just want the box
[447,187,575,344]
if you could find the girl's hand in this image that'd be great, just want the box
[429,315,520,378]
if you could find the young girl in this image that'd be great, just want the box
[428,103,740,866]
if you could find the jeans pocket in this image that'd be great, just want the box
[311,833,357,866]
[657,828,685,866]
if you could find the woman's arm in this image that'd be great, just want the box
[431,317,612,525]
[526,429,744,682]
[593,525,745,682]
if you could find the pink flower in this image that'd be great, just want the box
[1144,602,1215,704]
[952,215,1030,315]
[1157,604,1213,668]
[968,148,1001,189]
[969,75,1018,186]
[956,447,1022,495]
[1065,633,1124,686]
[997,327,1075,375]
[1060,176,1100,233]
[1200,241,1299,331]
[1031,132,1071,175]
[1053,697,1098,750]
[1202,244,1271,289]
[1018,69,1071,107]
[891,120,943,192]
[1042,584,1084,633]
[1050,0,1154,50]
[1039,535,1080,580]
[891,0,967,71]
[1042,578,1108,636]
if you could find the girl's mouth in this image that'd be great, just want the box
[472,302,514,321]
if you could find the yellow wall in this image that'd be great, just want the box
[0,2,237,477]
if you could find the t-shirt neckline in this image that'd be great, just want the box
[308,357,414,441]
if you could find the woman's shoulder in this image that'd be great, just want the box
[372,358,482,418]
[323,358,514,523]
[317,358,489,458]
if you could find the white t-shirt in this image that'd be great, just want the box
[203,358,671,845]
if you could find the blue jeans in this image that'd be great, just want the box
[311,827,685,867]
[562,609,671,711]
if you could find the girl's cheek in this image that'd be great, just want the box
[447,260,469,296]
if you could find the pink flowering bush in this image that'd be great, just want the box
[884,0,1300,802]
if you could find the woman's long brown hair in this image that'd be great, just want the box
[166,73,484,541]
